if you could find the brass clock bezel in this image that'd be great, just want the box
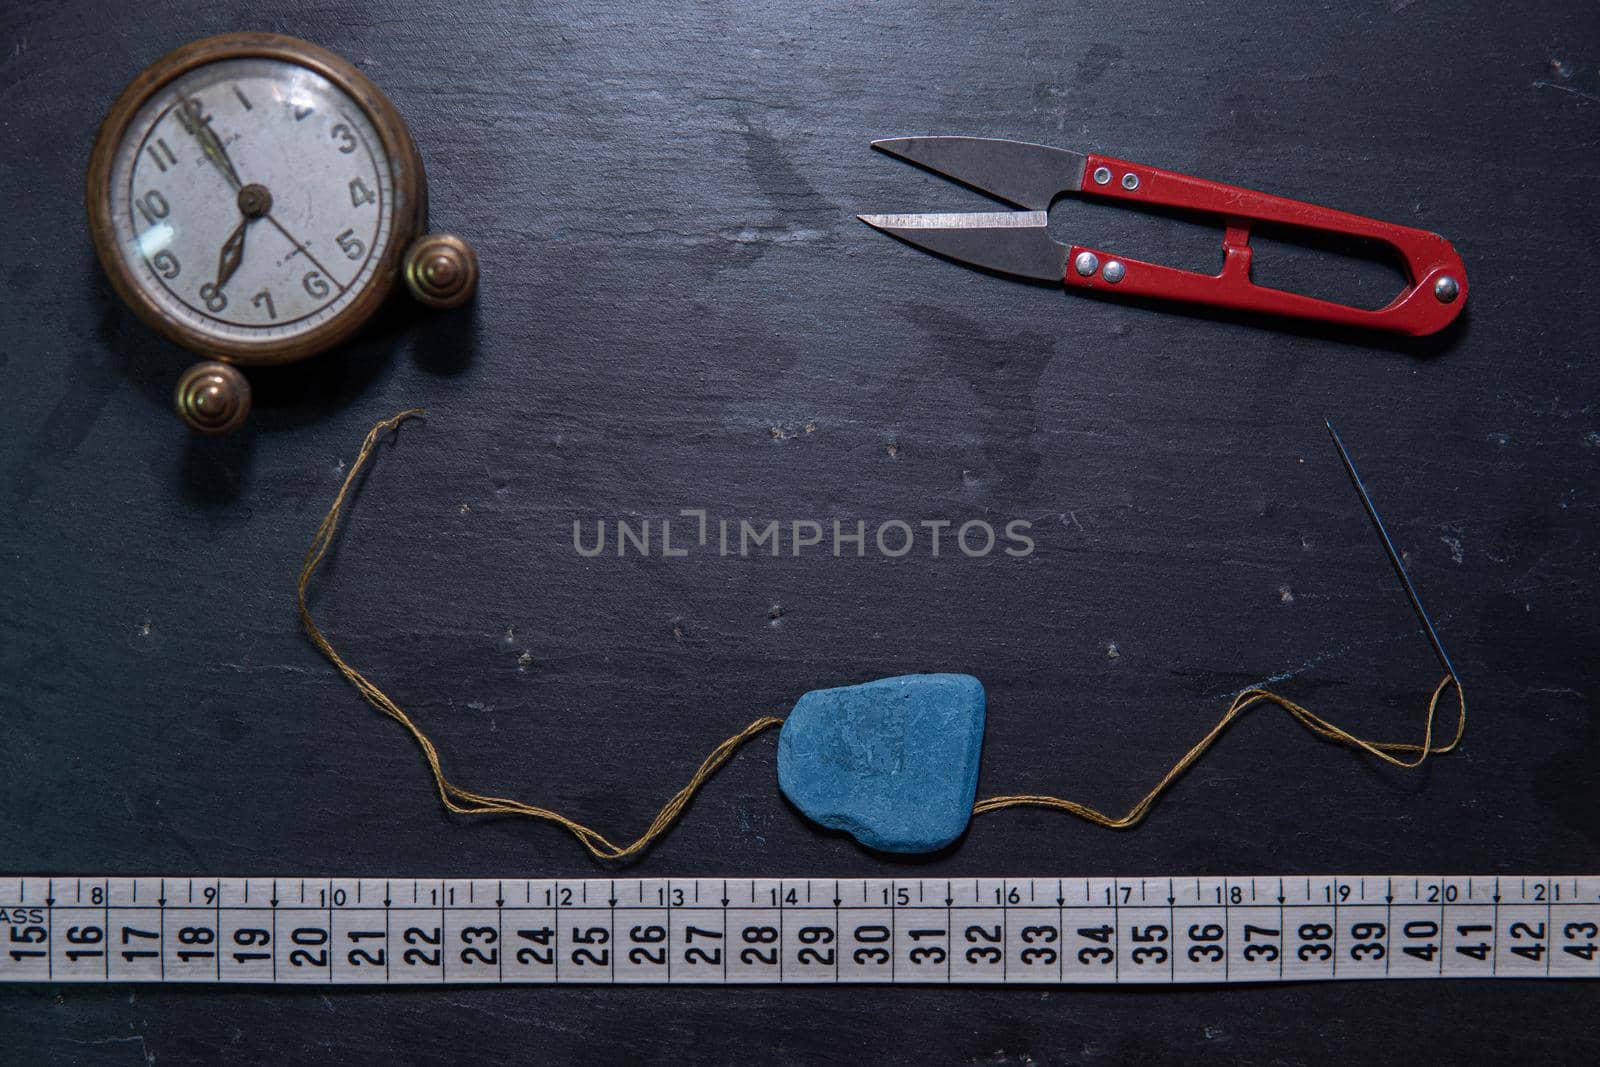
[85,32,429,367]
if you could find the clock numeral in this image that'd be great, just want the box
[198,282,227,313]
[252,290,276,320]
[294,103,314,121]
[176,96,212,135]
[348,177,376,207]
[233,85,253,111]
[335,228,366,260]
[303,271,332,298]
[134,190,170,226]
[147,138,177,173]
[331,124,357,154]
[151,250,180,280]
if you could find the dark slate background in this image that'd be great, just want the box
[2,0,1597,1062]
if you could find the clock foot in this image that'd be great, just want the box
[403,233,478,309]
[175,361,251,435]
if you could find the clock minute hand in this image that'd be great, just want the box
[177,96,243,190]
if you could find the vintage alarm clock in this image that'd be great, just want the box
[86,32,477,433]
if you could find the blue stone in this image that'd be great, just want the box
[777,673,986,853]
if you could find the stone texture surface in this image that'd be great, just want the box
[778,673,986,852]
[6,1,1599,1062]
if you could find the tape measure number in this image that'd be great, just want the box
[2,874,1596,985]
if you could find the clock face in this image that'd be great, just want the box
[105,56,397,349]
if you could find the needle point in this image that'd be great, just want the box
[1324,421,1456,682]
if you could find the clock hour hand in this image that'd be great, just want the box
[177,96,243,190]
[214,218,248,291]
[213,184,274,292]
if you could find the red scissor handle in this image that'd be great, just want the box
[1064,153,1466,336]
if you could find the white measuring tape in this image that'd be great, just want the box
[2,874,1596,985]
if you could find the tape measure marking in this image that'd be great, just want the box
[2,875,1595,985]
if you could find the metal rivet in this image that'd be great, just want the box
[404,233,480,309]
[1102,260,1126,284]
[1092,166,1112,185]
[1121,172,1140,191]
[1432,275,1460,304]
[1073,251,1100,277]
[175,361,251,435]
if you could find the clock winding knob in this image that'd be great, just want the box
[403,233,478,309]
[175,361,251,435]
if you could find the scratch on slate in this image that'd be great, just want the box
[1234,643,1352,695]
[68,1035,155,1065]
[1533,80,1600,104]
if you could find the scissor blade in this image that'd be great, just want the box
[871,137,1087,210]
[857,211,1066,282]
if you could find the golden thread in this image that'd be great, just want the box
[974,675,1463,826]
[297,410,782,861]
[303,412,1463,858]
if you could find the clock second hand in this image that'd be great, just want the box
[264,214,348,294]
